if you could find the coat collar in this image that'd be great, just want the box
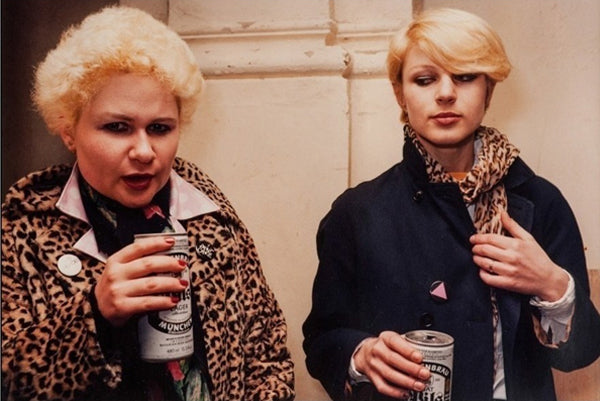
[402,134,536,235]
[402,133,535,191]
[56,165,219,262]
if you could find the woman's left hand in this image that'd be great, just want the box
[470,211,569,302]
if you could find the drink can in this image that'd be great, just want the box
[405,330,454,401]
[134,233,194,362]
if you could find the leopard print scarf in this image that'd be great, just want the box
[404,124,520,234]
[405,124,520,383]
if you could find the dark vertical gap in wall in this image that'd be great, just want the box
[1,0,116,198]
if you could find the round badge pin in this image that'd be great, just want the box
[57,254,82,277]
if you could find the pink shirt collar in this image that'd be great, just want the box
[56,165,219,262]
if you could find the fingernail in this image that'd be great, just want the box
[171,296,180,303]
[418,367,431,380]
[178,259,187,267]
[165,237,175,245]
[411,350,423,362]
[413,381,426,391]
[179,279,189,287]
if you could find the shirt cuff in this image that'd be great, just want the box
[348,339,372,385]
[529,270,575,345]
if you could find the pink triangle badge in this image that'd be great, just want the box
[429,280,448,302]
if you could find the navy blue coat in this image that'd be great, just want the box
[303,139,600,401]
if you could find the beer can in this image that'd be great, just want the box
[134,233,194,362]
[405,330,454,401]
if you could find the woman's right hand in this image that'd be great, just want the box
[94,236,188,327]
[353,331,431,399]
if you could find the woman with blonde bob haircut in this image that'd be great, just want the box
[3,6,294,401]
[304,7,600,401]
[387,8,512,123]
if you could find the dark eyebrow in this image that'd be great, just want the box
[150,118,178,125]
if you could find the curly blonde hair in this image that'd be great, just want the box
[33,6,203,136]
[387,8,511,122]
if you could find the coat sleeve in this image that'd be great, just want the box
[302,200,374,401]
[233,218,295,401]
[529,181,600,371]
[1,216,121,401]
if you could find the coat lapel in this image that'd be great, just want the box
[427,182,476,242]
[507,192,534,232]
[498,191,535,378]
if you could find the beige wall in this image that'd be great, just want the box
[122,0,600,399]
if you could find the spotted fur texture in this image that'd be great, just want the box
[2,158,294,401]
[404,124,519,233]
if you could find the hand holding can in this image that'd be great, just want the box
[94,234,189,328]
[352,331,432,399]
[134,233,194,362]
[404,330,454,401]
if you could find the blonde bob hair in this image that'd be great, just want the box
[33,6,203,136]
[387,8,511,122]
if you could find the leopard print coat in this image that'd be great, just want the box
[2,158,295,401]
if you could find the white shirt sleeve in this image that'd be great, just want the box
[348,339,372,384]
[529,270,576,345]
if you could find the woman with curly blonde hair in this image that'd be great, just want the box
[2,6,294,401]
